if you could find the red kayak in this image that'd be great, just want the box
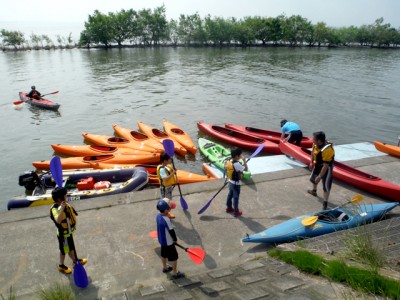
[225,123,313,148]
[19,92,60,111]
[197,122,280,154]
[279,141,400,202]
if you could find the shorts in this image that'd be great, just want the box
[161,244,178,262]
[57,234,75,255]
[161,185,174,199]
[310,164,333,193]
[288,130,303,146]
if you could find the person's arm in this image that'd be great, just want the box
[169,228,177,242]
[309,147,315,170]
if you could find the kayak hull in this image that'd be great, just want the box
[51,144,146,156]
[374,141,400,158]
[19,92,60,110]
[163,120,197,154]
[242,202,398,243]
[279,141,400,202]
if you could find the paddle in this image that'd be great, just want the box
[13,91,59,105]
[49,156,88,288]
[301,194,364,226]
[162,139,188,210]
[197,144,265,215]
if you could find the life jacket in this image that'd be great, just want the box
[157,164,175,187]
[225,159,241,182]
[314,143,334,166]
[50,203,78,236]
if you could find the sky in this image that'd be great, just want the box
[1,0,399,39]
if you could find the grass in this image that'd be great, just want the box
[37,283,75,300]
[0,286,15,300]
[269,249,400,299]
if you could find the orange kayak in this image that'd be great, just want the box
[112,124,164,153]
[32,153,160,170]
[82,133,157,152]
[374,141,400,158]
[163,120,197,154]
[51,144,147,157]
[137,121,187,156]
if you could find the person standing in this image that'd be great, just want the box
[280,119,303,146]
[157,152,177,219]
[27,85,42,100]
[308,131,335,210]
[156,198,185,279]
[225,148,248,217]
[50,187,87,274]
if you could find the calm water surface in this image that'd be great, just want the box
[1,47,399,212]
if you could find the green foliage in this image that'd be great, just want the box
[37,282,75,300]
[0,286,15,300]
[0,29,25,48]
[268,249,323,274]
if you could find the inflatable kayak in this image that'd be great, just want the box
[32,153,160,170]
[18,92,60,111]
[8,167,148,210]
[374,141,400,158]
[163,120,197,154]
[242,202,398,243]
[112,124,164,153]
[198,138,251,180]
[225,123,313,148]
[82,133,156,152]
[197,122,280,154]
[137,121,187,156]
[51,144,145,156]
[279,141,400,202]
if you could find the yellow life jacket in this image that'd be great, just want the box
[225,160,241,181]
[50,203,77,235]
[157,164,175,187]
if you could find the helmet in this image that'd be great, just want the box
[31,85,36,90]
[156,198,170,212]
[280,119,287,127]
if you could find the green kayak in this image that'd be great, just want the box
[198,138,251,180]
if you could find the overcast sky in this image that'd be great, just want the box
[1,0,399,28]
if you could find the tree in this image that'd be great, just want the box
[282,15,312,46]
[178,13,206,45]
[82,10,114,47]
[167,19,179,45]
[30,33,42,48]
[109,9,137,46]
[0,29,26,49]
[313,22,329,46]
[204,15,234,46]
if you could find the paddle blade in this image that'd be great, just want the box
[351,194,363,204]
[149,230,158,238]
[187,248,206,264]
[13,100,24,105]
[302,216,318,226]
[198,199,213,214]
[247,144,265,161]
[162,139,175,157]
[50,156,63,187]
[50,91,59,95]
[180,195,188,210]
[73,262,89,288]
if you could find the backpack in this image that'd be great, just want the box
[225,160,241,181]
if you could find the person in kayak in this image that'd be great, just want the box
[157,152,177,219]
[156,198,185,279]
[27,85,42,100]
[280,119,303,146]
[308,131,335,210]
[225,147,248,217]
[50,187,87,274]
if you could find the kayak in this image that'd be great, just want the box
[137,121,187,156]
[197,122,280,154]
[8,167,148,210]
[279,141,400,202]
[198,138,252,180]
[51,144,146,157]
[82,133,157,152]
[225,123,313,148]
[163,120,197,154]
[242,202,398,243]
[202,163,225,179]
[374,141,400,158]
[112,124,164,153]
[19,92,60,111]
[32,153,160,170]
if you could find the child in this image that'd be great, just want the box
[225,148,248,217]
[50,187,87,274]
[156,198,184,279]
[157,152,177,219]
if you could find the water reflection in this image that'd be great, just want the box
[28,106,61,123]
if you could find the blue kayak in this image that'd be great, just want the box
[242,202,398,243]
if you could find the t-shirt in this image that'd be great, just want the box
[282,122,301,133]
[156,213,174,246]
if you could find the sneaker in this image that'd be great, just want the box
[167,212,175,219]
[58,264,72,274]
[307,189,317,197]
[171,271,185,279]
[226,207,234,213]
[234,210,242,217]
[73,258,87,267]
[162,265,173,273]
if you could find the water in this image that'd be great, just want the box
[1,47,399,212]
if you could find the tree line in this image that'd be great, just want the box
[1,5,400,50]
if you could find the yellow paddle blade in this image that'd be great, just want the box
[351,194,363,204]
[302,216,318,226]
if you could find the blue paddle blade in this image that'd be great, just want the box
[162,139,175,157]
[247,144,264,161]
[50,156,63,187]
[74,262,89,288]
[180,196,189,210]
